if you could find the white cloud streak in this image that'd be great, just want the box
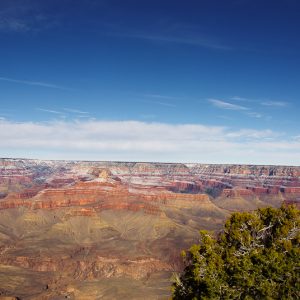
[140,100,176,108]
[0,1,60,33]
[0,18,29,31]
[36,108,63,115]
[0,119,299,165]
[226,129,280,139]
[115,33,231,50]
[230,96,249,101]
[261,101,288,107]
[63,108,89,114]
[246,112,263,118]
[0,77,71,90]
[208,99,249,111]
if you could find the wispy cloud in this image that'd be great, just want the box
[63,108,89,114]
[261,101,288,107]
[0,119,299,165]
[247,112,263,118]
[0,1,32,33]
[37,108,91,118]
[0,76,72,90]
[226,129,280,139]
[141,99,176,108]
[0,1,60,33]
[36,108,64,115]
[230,97,289,108]
[208,98,267,119]
[115,33,232,50]
[140,94,179,107]
[208,99,249,111]
[0,18,29,32]
[230,96,250,101]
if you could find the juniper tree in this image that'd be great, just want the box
[172,205,300,300]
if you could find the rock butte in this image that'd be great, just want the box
[0,158,299,299]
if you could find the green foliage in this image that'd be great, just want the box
[172,205,300,299]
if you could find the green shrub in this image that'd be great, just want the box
[172,205,300,299]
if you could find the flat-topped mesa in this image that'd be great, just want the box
[0,158,300,215]
[0,176,212,213]
[1,158,300,179]
[129,162,191,175]
[187,164,300,177]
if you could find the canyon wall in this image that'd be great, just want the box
[0,158,299,299]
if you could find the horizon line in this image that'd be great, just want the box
[1,157,299,168]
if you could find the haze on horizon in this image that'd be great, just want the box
[1,0,300,165]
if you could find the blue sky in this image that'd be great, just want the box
[0,0,300,164]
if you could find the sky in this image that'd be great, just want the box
[0,0,300,165]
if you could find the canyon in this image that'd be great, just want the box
[0,158,299,299]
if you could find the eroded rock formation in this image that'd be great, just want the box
[0,158,299,299]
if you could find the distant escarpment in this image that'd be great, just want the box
[0,158,299,299]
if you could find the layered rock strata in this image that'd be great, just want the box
[0,158,299,299]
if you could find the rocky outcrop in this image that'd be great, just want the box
[168,181,203,193]
[0,254,172,280]
[0,180,211,215]
[221,188,253,198]
[1,158,299,213]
